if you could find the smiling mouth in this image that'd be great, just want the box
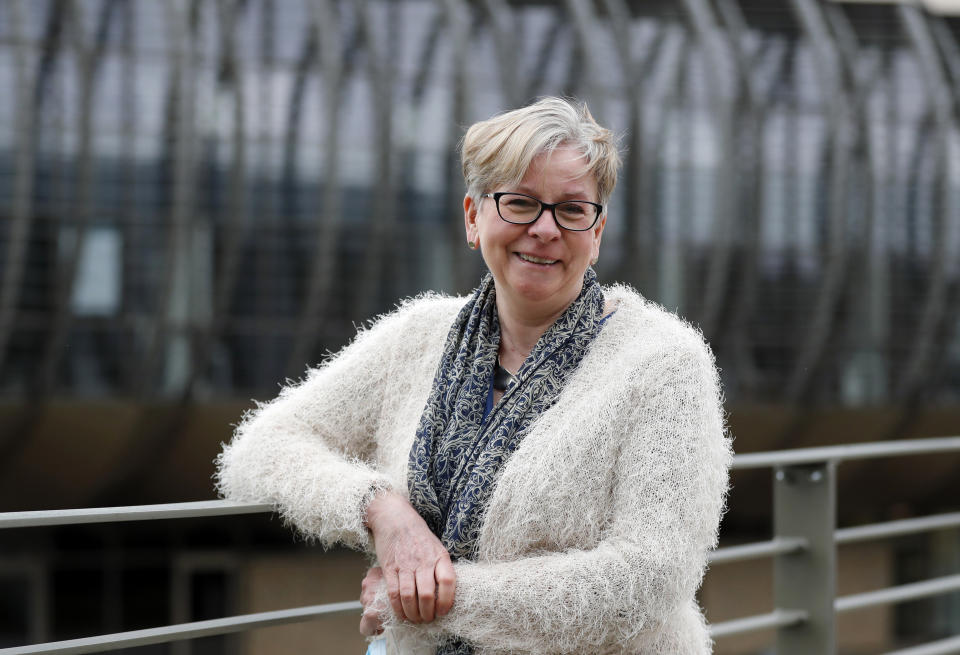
[516,252,558,265]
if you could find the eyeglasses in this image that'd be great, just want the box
[482,192,603,232]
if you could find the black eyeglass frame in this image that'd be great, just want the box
[481,192,604,232]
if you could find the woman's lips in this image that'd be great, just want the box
[516,252,558,265]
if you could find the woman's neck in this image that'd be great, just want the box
[495,293,616,374]
[495,297,568,372]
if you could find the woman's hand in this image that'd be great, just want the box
[365,491,456,624]
[360,566,385,636]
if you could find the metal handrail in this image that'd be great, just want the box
[731,436,960,470]
[2,437,959,653]
[885,634,960,655]
[0,602,362,655]
[0,500,271,529]
[710,510,960,564]
[836,512,960,545]
[6,503,954,556]
[710,435,960,652]
[708,609,808,638]
[835,574,960,613]
[709,537,807,564]
[1,439,955,531]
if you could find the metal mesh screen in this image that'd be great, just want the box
[1,0,959,407]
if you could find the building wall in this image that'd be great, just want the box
[230,542,895,655]
[2,0,960,412]
[239,550,370,655]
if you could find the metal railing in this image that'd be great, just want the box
[708,436,960,655]
[1,437,959,654]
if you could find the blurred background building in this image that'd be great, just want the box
[1,0,959,652]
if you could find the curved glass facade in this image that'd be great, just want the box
[1,0,959,408]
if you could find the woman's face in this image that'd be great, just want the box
[464,145,606,315]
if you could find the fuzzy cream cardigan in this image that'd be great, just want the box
[216,284,732,655]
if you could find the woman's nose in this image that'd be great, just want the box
[527,206,562,240]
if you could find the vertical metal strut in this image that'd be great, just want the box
[0,0,39,383]
[896,5,959,404]
[784,0,855,403]
[36,0,117,394]
[774,462,837,654]
[355,0,398,318]
[136,0,198,397]
[284,0,345,377]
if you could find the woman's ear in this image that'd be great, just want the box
[463,194,480,247]
[591,213,607,262]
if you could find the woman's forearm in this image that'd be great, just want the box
[215,309,415,549]
[216,407,393,549]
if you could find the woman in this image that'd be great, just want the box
[216,97,731,654]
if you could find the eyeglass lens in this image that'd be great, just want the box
[496,193,598,230]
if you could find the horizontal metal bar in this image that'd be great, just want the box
[836,512,960,545]
[709,608,808,638]
[0,500,272,529]
[708,537,807,564]
[0,437,952,529]
[884,634,960,655]
[0,602,362,655]
[835,574,960,613]
[732,436,960,470]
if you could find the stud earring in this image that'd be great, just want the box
[468,241,477,250]
[591,256,598,266]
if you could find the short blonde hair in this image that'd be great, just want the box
[460,97,620,208]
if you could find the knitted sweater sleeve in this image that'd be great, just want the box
[214,309,410,552]
[426,339,731,653]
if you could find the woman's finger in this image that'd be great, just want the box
[435,557,456,616]
[361,568,383,608]
[398,569,421,623]
[385,568,405,622]
[359,609,384,636]
[415,567,436,622]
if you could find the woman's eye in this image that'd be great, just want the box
[559,203,586,217]
[507,199,538,211]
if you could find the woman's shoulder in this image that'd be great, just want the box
[600,283,715,365]
[305,293,464,376]
[355,292,465,340]
[391,291,467,323]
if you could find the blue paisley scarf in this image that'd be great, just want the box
[407,269,605,655]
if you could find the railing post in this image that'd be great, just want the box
[774,461,837,654]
